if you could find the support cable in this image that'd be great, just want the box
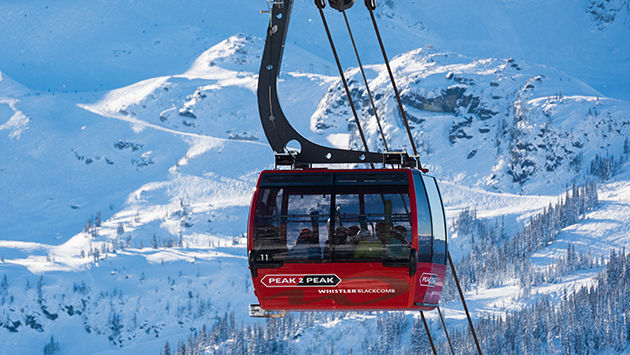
[437,306,455,355]
[448,251,483,355]
[341,10,389,152]
[364,3,426,172]
[315,3,373,167]
[339,9,411,213]
[420,311,437,355]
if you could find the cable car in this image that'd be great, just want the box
[248,168,447,311]
[249,0,448,315]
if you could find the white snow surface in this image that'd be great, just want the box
[0,0,629,353]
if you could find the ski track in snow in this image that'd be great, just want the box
[79,102,267,148]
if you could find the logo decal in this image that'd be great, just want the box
[261,274,341,287]
[419,273,438,287]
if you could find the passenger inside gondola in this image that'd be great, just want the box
[347,225,360,240]
[331,226,354,259]
[290,228,320,260]
[353,231,382,258]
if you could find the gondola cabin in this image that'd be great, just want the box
[248,168,447,312]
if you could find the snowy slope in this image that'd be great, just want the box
[1,0,630,353]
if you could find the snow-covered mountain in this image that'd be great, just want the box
[1,0,629,354]
[312,49,630,192]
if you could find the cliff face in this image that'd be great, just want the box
[311,49,630,193]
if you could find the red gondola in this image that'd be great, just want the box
[249,0,448,315]
[248,168,447,312]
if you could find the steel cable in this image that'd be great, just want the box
[365,4,426,171]
[341,10,389,152]
[438,306,456,355]
[315,3,374,170]
[449,251,483,354]
[421,310,438,355]
[339,9,412,213]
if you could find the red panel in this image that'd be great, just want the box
[252,262,446,311]
[253,263,413,310]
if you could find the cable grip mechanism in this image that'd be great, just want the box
[261,0,285,14]
[329,0,355,11]
[364,0,376,10]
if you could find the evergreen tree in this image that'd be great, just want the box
[95,212,102,227]
[162,341,171,355]
[43,336,60,355]
[1,275,7,295]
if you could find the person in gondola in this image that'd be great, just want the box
[353,224,382,259]
[332,226,357,260]
[290,228,320,260]
[347,225,360,243]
